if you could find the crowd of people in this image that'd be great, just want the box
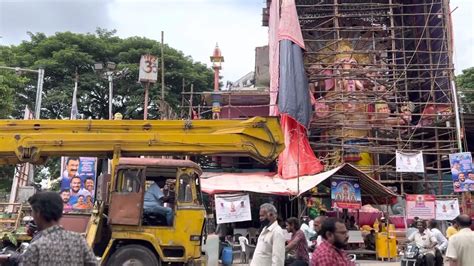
[405,216,474,266]
[250,203,357,266]
[249,203,474,266]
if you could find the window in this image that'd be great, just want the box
[177,174,192,202]
[194,174,203,205]
[117,168,142,193]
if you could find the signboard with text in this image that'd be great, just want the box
[215,194,251,224]
[406,194,436,219]
[396,151,425,173]
[435,199,460,220]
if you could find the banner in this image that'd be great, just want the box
[215,194,251,224]
[449,152,474,192]
[59,157,98,212]
[396,151,425,173]
[331,178,362,209]
[435,199,460,220]
[406,194,436,219]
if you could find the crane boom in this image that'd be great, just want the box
[0,117,284,165]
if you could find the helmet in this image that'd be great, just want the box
[26,220,38,231]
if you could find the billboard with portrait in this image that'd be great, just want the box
[449,152,474,192]
[59,157,97,212]
[331,177,362,209]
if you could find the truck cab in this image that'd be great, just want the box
[87,158,207,265]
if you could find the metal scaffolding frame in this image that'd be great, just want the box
[297,0,460,195]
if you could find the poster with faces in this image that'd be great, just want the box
[449,152,474,192]
[59,157,97,212]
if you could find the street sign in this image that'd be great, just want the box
[139,54,158,83]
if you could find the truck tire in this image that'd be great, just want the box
[106,244,161,266]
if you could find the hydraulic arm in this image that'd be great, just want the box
[0,117,284,165]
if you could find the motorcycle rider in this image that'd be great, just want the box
[0,221,41,265]
[407,220,442,266]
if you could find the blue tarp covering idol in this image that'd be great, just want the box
[278,39,312,128]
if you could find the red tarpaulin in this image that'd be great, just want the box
[278,114,323,179]
[269,0,324,179]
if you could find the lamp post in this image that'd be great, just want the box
[93,62,128,120]
[210,44,224,120]
[0,66,44,119]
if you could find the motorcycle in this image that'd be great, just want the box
[401,242,441,266]
[0,241,30,266]
[401,242,421,266]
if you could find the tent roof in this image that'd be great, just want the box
[201,163,397,200]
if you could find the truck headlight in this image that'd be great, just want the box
[190,235,202,241]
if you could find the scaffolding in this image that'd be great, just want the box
[296,0,459,195]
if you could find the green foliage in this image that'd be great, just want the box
[456,67,474,113]
[0,166,14,192]
[1,231,17,246]
[34,157,61,183]
[0,29,215,186]
[0,29,214,120]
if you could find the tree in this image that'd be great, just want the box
[0,29,214,120]
[456,67,474,113]
[0,29,215,191]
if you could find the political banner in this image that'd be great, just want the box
[435,199,460,220]
[396,151,425,173]
[331,178,362,209]
[215,194,251,224]
[59,157,97,212]
[449,152,474,192]
[406,194,436,219]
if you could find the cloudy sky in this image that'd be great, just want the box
[0,0,473,82]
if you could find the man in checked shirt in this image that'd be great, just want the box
[20,192,97,266]
[311,218,354,266]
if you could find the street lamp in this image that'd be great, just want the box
[93,62,128,120]
[0,66,44,119]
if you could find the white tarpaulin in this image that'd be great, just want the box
[202,166,341,196]
[396,150,425,173]
[215,194,252,224]
[435,199,460,220]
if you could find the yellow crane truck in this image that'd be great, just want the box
[0,117,284,265]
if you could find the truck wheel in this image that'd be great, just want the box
[106,244,161,266]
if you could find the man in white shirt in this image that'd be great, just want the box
[312,215,327,248]
[250,203,285,266]
[428,219,448,253]
[300,216,316,246]
[446,215,474,266]
[408,220,438,266]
